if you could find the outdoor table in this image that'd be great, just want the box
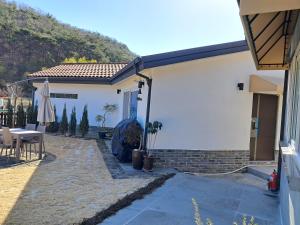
[0,128,43,160]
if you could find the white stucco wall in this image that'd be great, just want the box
[33,51,284,152]
[133,51,284,151]
[33,83,120,127]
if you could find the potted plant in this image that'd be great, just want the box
[95,103,118,139]
[124,123,144,169]
[144,121,163,172]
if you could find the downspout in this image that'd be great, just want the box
[277,69,289,189]
[134,62,152,150]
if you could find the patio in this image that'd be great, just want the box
[0,134,160,225]
[101,173,281,225]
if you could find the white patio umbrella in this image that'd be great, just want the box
[37,81,55,124]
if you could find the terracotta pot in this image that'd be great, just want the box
[132,149,143,170]
[143,155,154,172]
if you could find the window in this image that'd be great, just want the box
[130,91,138,119]
[50,93,78,99]
[285,51,300,152]
[123,91,138,119]
[123,91,130,119]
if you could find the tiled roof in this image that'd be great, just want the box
[28,63,127,78]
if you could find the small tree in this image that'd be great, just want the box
[147,121,163,155]
[6,99,13,127]
[47,105,59,132]
[59,104,68,134]
[69,107,77,136]
[79,105,89,137]
[95,103,118,128]
[16,101,26,127]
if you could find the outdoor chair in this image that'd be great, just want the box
[37,125,46,154]
[23,125,46,159]
[0,127,22,159]
[25,123,36,131]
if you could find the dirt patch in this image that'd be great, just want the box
[79,173,175,225]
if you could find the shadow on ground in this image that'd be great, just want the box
[0,135,159,225]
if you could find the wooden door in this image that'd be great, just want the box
[250,94,278,161]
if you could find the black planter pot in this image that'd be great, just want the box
[132,149,143,170]
[143,155,154,172]
[98,131,108,139]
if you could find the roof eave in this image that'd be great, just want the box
[111,40,249,83]
[31,76,112,85]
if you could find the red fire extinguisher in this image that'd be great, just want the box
[268,170,278,191]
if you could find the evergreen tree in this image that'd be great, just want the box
[16,101,26,127]
[32,102,38,124]
[69,106,77,136]
[47,105,59,132]
[26,103,34,124]
[59,104,68,134]
[79,105,89,137]
[6,99,13,127]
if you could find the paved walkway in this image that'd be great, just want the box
[101,173,281,225]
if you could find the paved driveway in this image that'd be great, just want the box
[101,173,281,225]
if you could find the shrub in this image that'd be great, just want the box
[69,106,77,136]
[59,103,68,134]
[79,105,89,137]
[16,101,26,127]
[124,122,143,149]
[6,99,13,127]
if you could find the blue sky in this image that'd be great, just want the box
[12,0,245,56]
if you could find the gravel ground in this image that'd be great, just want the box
[0,135,155,225]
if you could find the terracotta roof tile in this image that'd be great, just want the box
[28,63,127,79]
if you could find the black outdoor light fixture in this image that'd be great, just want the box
[138,88,142,95]
[117,89,121,94]
[237,82,244,91]
[138,81,145,89]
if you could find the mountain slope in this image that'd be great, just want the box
[0,0,135,84]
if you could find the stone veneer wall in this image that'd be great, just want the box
[151,149,249,173]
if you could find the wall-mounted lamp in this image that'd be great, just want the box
[117,89,121,94]
[237,83,244,91]
[138,88,142,95]
[137,97,142,101]
[138,81,145,89]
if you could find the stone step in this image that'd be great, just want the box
[247,165,277,180]
[249,160,277,166]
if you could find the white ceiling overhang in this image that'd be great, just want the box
[239,0,300,70]
[249,74,283,94]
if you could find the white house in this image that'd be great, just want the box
[29,40,284,172]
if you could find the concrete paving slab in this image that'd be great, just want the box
[126,209,193,225]
[100,208,141,225]
[100,173,281,225]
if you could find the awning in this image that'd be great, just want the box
[239,0,300,70]
[249,75,283,94]
[240,0,300,15]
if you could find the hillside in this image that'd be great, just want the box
[0,0,135,85]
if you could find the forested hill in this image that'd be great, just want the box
[0,0,135,85]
